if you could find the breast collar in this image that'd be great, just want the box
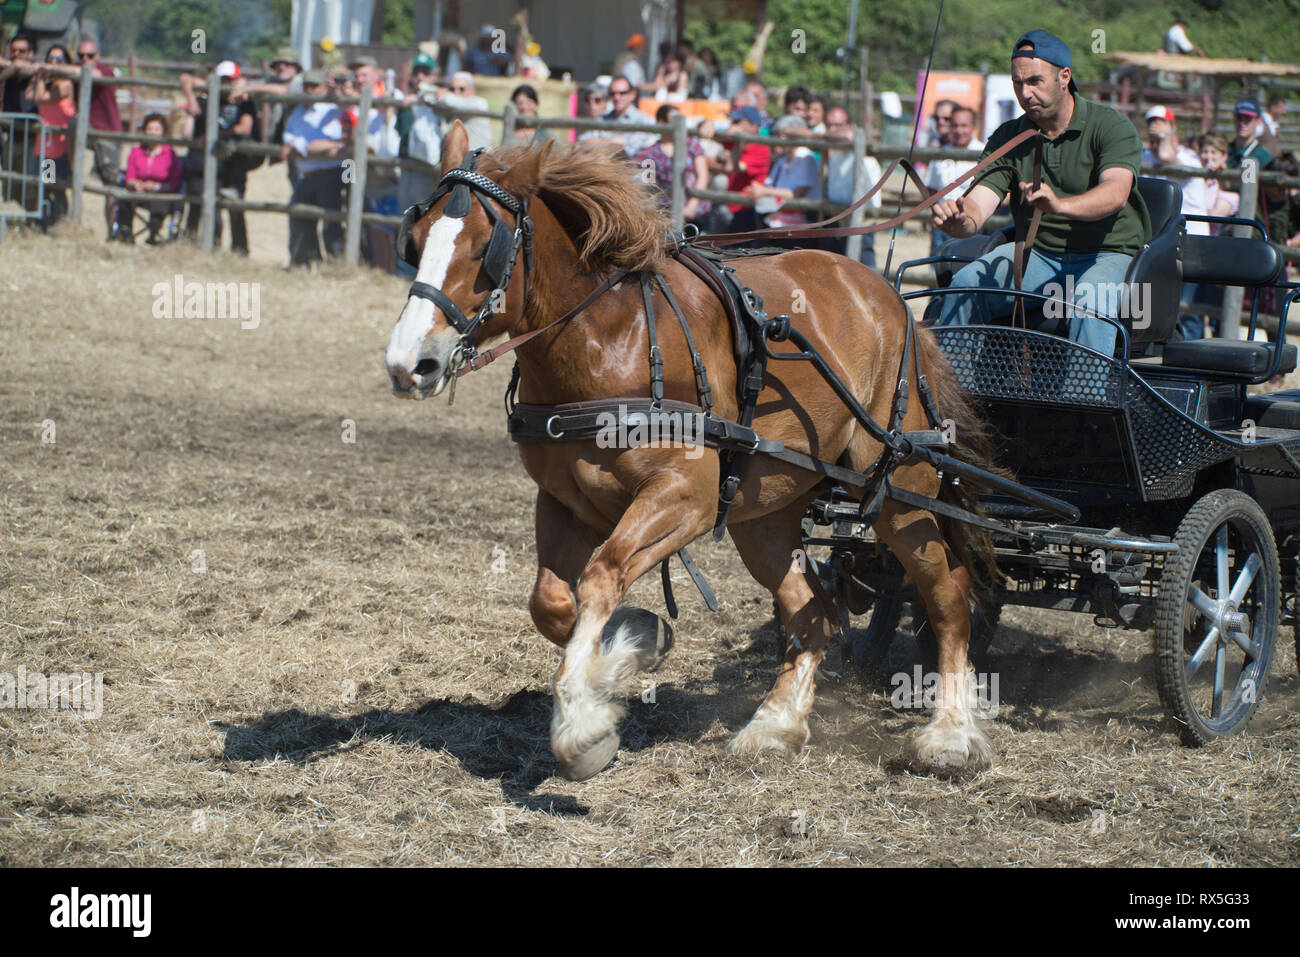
[400,149,534,362]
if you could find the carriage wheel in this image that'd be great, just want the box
[912,595,1003,675]
[1154,490,1279,746]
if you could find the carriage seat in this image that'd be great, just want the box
[1159,233,1293,378]
[1243,390,1300,432]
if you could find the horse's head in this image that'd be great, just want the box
[385,121,550,398]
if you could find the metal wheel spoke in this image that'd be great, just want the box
[1185,626,1220,678]
[1188,584,1218,619]
[1227,552,1262,605]
[1215,526,1229,597]
[1228,629,1260,660]
[1212,639,1227,718]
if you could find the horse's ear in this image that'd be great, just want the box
[442,120,469,171]
[501,137,553,194]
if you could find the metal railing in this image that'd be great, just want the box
[0,113,47,242]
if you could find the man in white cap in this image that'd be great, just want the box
[1142,105,1207,236]
[179,60,260,253]
[434,72,493,151]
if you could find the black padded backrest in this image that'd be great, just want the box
[1123,215,1184,350]
[1137,177,1181,236]
[1182,234,1285,286]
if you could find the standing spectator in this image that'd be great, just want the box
[782,84,811,122]
[179,61,260,254]
[506,84,556,147]
[1256,95,1285,155]
[696,48,723,100]
[653,55,689,102]
[282,70,347,266]
[634,104,710,226]
[825,105,883,270]
[1,32,38,205]
[114,113,183,244]
[436,72,493,152]
[579,75,656,156]
[921,99,957,148]
[612,35,647,90]
[720,105,770,231]
[464,25,511,76]
[925,105,985,255]
[1188,133,1239,323]
[745,80,773,130]
[1141,106,1208,235]
[1228,98,1275,172]
[746,114,822,240]
[396,55,442,218]
[1263,151,1297,246]
[1197,134,1239,225]
[262,49,305,185]
[32,76,76,226]
[807,95,828,134]
[75,38,123,238]
[581,84,608,121]
[1143,106,1208,338]
[677,39,711,100]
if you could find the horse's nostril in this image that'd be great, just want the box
[414,359,441,377]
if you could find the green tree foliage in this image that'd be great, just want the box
[90,0,291,64]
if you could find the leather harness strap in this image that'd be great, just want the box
[693,127,1040,248]
[1012,136,1045,327]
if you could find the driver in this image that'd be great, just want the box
[930,31,1150,356]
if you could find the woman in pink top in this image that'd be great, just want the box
[114,113,182,243]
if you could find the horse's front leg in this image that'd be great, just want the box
[550,477,714,780]
[726,498,840,756]
[529,489,603,648]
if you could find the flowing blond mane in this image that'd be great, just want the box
[484,141,670,274]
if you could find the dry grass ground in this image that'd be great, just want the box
[1,191,1298,867]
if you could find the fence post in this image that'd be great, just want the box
[345,84,373,265]
[845,125,868,262]
[1219,161,1258,341]
[669,111,687,231]
[502,101,517,146]
[70,63,92,226]
[198,73,220,253]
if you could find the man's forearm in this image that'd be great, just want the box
[1055,182,1129,221]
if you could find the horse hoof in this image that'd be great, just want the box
[905,721,992,775]
[727,717,807,757]
[556,732,620,781]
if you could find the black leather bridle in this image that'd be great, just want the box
[395,149,534,367]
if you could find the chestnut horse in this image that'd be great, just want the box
[385,121,998,779]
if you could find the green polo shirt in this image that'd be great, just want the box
[1228,139,1274,171]
[976,93,1151,257]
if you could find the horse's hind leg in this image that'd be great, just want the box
[875,497,992,772]
[727,499,840,756]
[549,481,713,780]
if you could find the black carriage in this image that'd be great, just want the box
[802,177,1300,744]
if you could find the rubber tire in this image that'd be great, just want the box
[912,597,1003,675]
[1153,489,1279,747]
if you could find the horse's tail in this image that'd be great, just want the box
[915,330,1008,593]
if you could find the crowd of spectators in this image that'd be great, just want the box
[0,23,1295,295]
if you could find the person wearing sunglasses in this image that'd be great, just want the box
[578,76,654,156]
[72,38,124,238]
[1,33,38,204]
[432,70,491,151]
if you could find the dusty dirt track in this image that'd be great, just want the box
[1,196,1298,866]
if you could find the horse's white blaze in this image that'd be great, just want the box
[385,216,464,374]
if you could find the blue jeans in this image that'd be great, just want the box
[936,243,1134,356]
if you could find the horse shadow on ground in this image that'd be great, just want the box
[215,669,769,815]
